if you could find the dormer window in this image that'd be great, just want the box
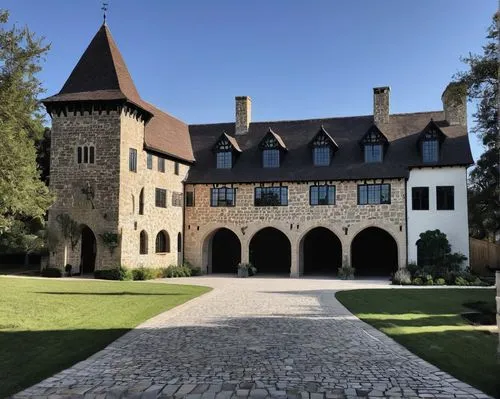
[259,128,287,168]
[360,125,388,163]
[310,126,338,166]
[213,132,241,169]
[419,121,445,163]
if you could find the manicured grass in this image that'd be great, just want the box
[336,288,499,397]
[0,276,210,397]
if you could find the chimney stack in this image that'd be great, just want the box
[441,83,467,127]
[235,96,251,135]
[373,86,390,124]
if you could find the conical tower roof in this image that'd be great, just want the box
[44,23,141,104]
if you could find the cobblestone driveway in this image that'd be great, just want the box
[15,277,490,399]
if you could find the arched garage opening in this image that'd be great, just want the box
[250,227,291,274]
[211,228,241,273]
[351,227,398,276]
[302,227,342,275]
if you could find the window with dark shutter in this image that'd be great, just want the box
[186,191,195,207]
[412,187,429,210]
[436,186,454,210]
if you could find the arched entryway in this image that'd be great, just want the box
[210,228,241,273]
[351,227,398,276]
[250,227,291,274]
[302,227,342,275]
[81,225,97,274]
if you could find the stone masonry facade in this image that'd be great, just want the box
[184,179,406,277]
[48,106,188,272]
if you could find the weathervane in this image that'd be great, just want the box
[101,2,108,24]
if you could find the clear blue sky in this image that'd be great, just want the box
[5,0,497,160]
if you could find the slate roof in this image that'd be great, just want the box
[43,24,194,163]
[186,112,473,184]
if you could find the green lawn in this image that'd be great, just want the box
[0,276,210,397]
[336,288,499,397]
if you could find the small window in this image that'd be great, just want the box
[129,148,137,172]
[177,232,182,253]
[436,186,454,210]
[412,187,429,210]
[262,149,280,168]
[139,188,145,215]
[172,192,183,207]
[364,144,383,163]
[155,230,170,253]
[174,162,179,175]
[77,145,95,164]
[139,230,148,254]
[310,185,335,205]
[255,187,288,206]
[422,140,439,163]
[210,187,236,207]
[158,157,165,173]
[313,147,331,166]
[186,191,195,207]
[147,153,153,170]
[358,184,391,205]
[216,152,232,169]
[155,188,167,208]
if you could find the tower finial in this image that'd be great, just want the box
[101,2,108,24]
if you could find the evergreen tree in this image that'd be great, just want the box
[0,10,52,241]
[454,13,499,241]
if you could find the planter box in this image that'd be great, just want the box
[237,268,249,278]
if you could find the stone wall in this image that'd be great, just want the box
[118,110,187,268]
[47,108,122,272]
[184,179,406,276]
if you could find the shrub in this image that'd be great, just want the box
[41,267,62,278]
[132,267,157,281]
[161,265,192,278]
[412,277,423,285]
[338,265,355,280]
[454,276,469,286]
[435,278,446,285]
[424,274,434,285]
[64,264,73,276]
[94,266,132,281]
[189,266,202,276]
[392,268,411,285]
[406,262,419,277]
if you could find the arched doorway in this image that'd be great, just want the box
[302,227,342,275]
[351,227,398,276]
[211,228,241,273]
[81,225,97,274]
[250,227,291,274]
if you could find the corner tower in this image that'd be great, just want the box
[43,23,152,273]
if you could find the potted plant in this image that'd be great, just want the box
[237,262,256,278]
[64,264,73,277]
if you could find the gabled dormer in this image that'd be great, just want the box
[258,128,287,168]
[212,132,242,169]
[417,120,446,163]
[360,125,388,163]
[309,125,338,166]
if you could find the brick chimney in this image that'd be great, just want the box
[235,96,251,135]
[373,86,390,124]
[441,83,467,127]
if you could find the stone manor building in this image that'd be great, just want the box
[43,23,473,277]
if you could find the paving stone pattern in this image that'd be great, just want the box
[13,277,490,399]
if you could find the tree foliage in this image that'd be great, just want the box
[453,13,499,240]
[0,10,53,243]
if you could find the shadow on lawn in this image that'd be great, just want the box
[33,292,184,296]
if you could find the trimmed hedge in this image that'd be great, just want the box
[94,267,132,281]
